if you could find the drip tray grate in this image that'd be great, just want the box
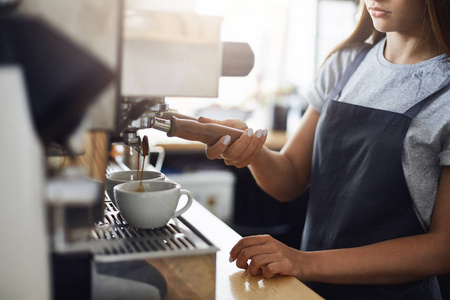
[92,201,217,262]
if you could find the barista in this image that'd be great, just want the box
[200,0,450,298]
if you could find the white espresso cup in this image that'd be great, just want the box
[106,170,165,206]
[114,181,193,229]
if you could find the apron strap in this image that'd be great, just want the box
[404,75,450,118]
[326,45,371,102]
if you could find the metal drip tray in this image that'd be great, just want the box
[92,201,217,262]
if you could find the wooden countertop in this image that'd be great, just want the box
[183,200,323,300]
[106,161,321,299]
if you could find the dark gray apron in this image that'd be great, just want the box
[301,46,450,299]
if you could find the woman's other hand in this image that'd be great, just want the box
[229,235,304,279]
[198,117,268,168]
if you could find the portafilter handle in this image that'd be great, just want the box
[154,116,244,146]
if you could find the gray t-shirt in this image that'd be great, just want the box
[305,38,450,230]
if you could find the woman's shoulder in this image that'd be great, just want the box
[324,42,371,71]
[314,42,370,95]
[306,41,375,113]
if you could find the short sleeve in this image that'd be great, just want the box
[304,43,367,113]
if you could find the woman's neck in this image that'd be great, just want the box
[384,32,441,65]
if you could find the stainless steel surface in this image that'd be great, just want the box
[221,42,255,76]
[117,97,169,147]
[153,118,171,132]
[122,9,223,98]
[93,200,218,262]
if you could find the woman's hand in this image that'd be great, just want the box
[229,235,304,279]
[198,117,268,168]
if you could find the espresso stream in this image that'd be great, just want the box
[136,135,149,193]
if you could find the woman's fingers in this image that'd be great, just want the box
[246,251,283,275]
[234,241,279,269]
[204,129,250,161]
[221,128,253,160]
[205,135,232,160]
[205,127,267,168]
[229,235,300,278]
[200,116,268,168]
[229,235,273,261]
[224,129,268,168]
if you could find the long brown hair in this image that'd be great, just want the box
[325,0,450,61]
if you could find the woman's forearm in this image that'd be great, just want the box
[248,146,307,201]
[249,107,319,202]
[300,232,450,285]
[300,167,450,284]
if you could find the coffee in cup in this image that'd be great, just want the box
[114,181,193,229]
[106,170,165,206]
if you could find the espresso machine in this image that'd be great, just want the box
[0,0,253,299]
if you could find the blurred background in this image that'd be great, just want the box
[129,0,361,248]
[158,0,360,133]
